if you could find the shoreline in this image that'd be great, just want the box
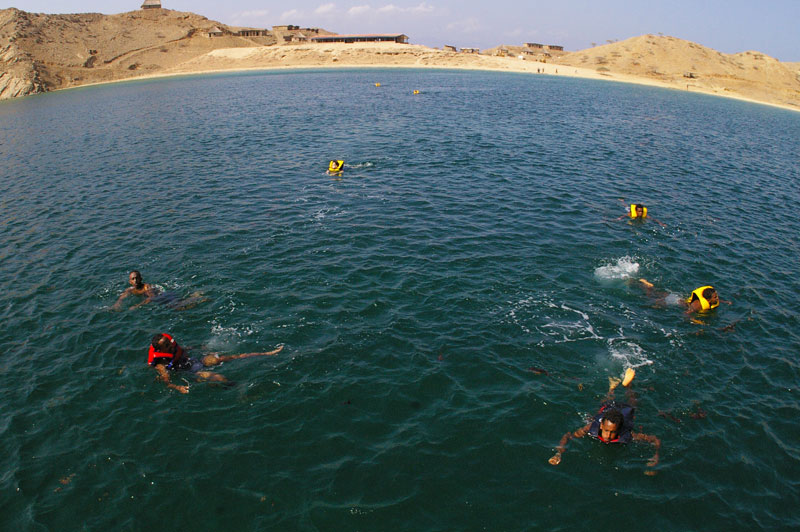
[32,42,800,114]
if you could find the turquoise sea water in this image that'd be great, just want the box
[2,69,799,530]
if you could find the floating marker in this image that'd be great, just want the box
[375,83,381,87]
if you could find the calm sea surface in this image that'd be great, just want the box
[1,69,799,531]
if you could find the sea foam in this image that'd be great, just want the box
[594,256,640,280]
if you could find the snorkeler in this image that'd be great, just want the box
[637,279,731,315]
[148,333,284,394]
[548,369,661,475]
[616,201,666,227]
[112,270,208,311]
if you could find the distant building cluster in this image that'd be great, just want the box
[525,43,564,52]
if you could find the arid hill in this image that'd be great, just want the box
[0,7,274,99]
[558,34,800,109]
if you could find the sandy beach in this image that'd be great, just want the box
[76,41,800,114]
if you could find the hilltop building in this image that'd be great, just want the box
[141,0,161,8]
[311,34,409,44]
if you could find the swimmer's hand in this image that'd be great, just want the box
[169,383,189,394]
[548,452,562,465]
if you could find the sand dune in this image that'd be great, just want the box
[1,8,798,112]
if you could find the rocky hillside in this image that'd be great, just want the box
[0,7,274,99]
[559,34,800,108]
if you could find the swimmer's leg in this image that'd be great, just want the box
[174,292,210,311]
[622,368,635,387]
[608,376,621,392]
[195,371,235,387]
[202,345,284,367]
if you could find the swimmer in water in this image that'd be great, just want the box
[112,270,158,311]
[616,200,666,227]
[637,279,730,315]
[548,368,661,475]
[111,270,208,311]
[148,333,284,393]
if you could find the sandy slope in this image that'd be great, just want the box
[557,35,800,110]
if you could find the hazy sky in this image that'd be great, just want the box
[6,0,800,61]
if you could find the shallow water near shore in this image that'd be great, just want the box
[2,68,799,530]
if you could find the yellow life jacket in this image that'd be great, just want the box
[686,286,718,310]
[630,204,647,219]
[328,160,344,173]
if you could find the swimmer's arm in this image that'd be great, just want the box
[632,432,661,467]
[111,288,132,310]
[649,216,667,227]
[154,364,188,394]
[129,287,158,310]
[548,423,591,465]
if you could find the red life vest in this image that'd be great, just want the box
[147,333,184,368]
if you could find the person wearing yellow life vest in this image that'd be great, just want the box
[327,160,344,175]
[148,333,284,394]
[638,279,730,314]
[615,202,666,227]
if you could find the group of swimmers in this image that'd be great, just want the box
[547,202,730,475]
[112,270,283,394]
[117,201,727,472]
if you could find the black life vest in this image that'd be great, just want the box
[589,401,635,444]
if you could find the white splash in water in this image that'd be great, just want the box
[607,338,654,368]
[594,256,640,280]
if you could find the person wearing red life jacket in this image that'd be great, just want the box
[548,369,661,475]
[148,333,283,394]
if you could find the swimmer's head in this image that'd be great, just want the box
[634,204,645,217]
[129,270,144,289]
[703,287,719,306]
[599,409,624,441]
[151,333,176,354]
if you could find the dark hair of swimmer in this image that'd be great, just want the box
[151,333,174,352]
[635,204,644,212]
[702,287,716,299]
[602,408,625,428]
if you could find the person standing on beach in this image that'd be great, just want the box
[148,333,284,393]
[548,369,661,475]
